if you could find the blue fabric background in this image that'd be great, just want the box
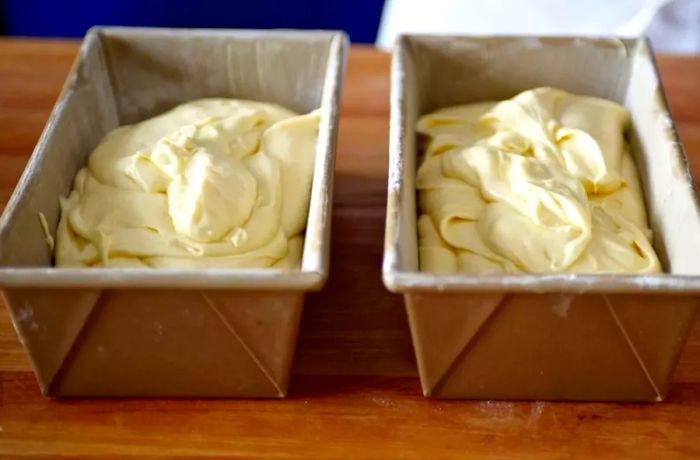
[0,0,385,43]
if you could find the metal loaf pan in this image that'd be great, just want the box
[384,34,700,401]
[0,27,347,397]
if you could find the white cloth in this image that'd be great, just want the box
[377,0,700,53]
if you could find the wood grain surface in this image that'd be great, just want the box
[0,38,699,459]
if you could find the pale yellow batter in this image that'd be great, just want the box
[417,87,661,274]
[55,98,320,268]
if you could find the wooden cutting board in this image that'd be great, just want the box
[0,39,699,459]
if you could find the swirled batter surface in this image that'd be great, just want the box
[417,88,660,274]
[56,98,319,268]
